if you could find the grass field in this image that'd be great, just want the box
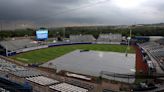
[11,44,135,64]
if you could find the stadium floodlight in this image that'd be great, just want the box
[125,26,132,57]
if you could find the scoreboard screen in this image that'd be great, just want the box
[36,29,48,40]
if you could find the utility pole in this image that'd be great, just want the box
[128,27,132,48]
[125,26,132,57]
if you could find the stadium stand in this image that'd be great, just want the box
[26,76,59,86]
[0,58,42,78]
[49,83,88,92]
[64,78,94,90]
[0,76,32,92]
[0,58,57,92]
[11,69,42,78]
[70,35,95,43]
[97,33,122,44]
[0,58,26,72]
[0,39,37,51]
[0,58,95,92]
[0,38,49,55]
[139,42,164,72]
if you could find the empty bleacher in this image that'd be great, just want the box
[11,69,42,78]
[0,39,50,55]
[49,83,88,92]
[0,39,38,51]
[70,35,95,43]
[0,58,42,78]
[139,42,164,71]
[0,58,26,72]
[26,76,59,86]
[0,58,95,92]
[64,78,94,90]
[97,33,122,44]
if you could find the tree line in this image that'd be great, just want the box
[0,26,164,40]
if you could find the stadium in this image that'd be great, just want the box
[0,28,164,92]
[1,0,164,91]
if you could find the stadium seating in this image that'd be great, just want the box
[26,76,59,86]
[49,83,88,92]
[0,58,26,72]
[11,69,42,78]
[97,33,122,44]
[70,35,95,43]
[65,78,94,90]
[0,58,42,78]
[0,39,48,55]
[0,39,37,51]
[139,42,164,71]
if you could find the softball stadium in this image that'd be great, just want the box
[0,29,164,92]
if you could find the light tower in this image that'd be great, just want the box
[125,26,132,57]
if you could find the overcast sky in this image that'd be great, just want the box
[0,0,164,28]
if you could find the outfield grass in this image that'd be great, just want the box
[11,44,135,64]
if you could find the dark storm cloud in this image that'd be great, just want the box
[0,0,164,27]
[0,0,85,19]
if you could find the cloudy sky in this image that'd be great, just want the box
[0,0,164,28]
